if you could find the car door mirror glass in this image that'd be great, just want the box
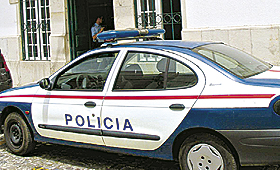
[39,78,51,90]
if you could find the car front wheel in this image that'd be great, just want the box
[4,112,35,155]
[179,133,238,170]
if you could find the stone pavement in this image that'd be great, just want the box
[0,134,278,170]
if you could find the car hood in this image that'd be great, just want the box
[243,66,280,87]
[0,82,39,95]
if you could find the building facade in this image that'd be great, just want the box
[1,0,280,86]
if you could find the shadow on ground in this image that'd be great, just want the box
[31,143,180,170]
[0,135,276,170]
[28,144,271,170]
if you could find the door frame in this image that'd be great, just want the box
[67,0,77,61]
[67,0,115,60]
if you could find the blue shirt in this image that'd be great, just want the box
[91,23,102,42]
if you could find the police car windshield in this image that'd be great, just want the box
[192,44,272,79]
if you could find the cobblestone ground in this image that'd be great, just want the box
[0,134,278,170]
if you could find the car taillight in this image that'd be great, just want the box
[1,54,9,72]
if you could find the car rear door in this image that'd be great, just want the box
[101,49,206,150]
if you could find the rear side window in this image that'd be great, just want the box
[114,52,198,90]
[193,44,272,78]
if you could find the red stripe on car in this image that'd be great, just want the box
[0,94,275,100]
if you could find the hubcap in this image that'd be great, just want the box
[9,123,22,146]
[187,143,224,170]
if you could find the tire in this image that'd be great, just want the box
[179,133,238,170]
[4,112,35,155]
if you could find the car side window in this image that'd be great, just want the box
[54,52,119,91]
[113,52,197,90]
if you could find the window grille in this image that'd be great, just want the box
[135,0,182,40]
[136,0,161,29]
[20,0,51,61]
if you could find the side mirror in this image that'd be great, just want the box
[39,78,51,90]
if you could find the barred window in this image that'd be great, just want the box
[20,0,51,61]
[136,0,162,29]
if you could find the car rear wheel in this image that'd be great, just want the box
[4,112,35,155]
[179,133,238,170]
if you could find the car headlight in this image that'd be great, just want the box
[273,100,280,115]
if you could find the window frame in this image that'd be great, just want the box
[20,0,51,61]
[113,51,198,91]
[52,51,120,91]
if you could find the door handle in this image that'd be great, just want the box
[84,101,96,108]
[169,104,185,110]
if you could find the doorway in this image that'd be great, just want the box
[67,0,114,60]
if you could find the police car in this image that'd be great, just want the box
[1,29,280,170]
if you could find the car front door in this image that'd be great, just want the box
[101,49,206,150]
[32,50,121,145]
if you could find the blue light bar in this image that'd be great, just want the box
[97,29,165,41]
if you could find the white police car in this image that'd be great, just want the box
[1,29,280,170]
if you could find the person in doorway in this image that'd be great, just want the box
[91,16,105,48]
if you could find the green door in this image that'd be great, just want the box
[162,0,182,40]
[68,0,90,60]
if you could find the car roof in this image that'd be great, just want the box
[113,40,222,49]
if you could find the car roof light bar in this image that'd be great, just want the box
[97,29,165,42]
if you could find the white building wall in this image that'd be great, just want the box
[2,0,280,87]
[113,0,136,30]
[185,0,280,28]
[0,0,69,87]
[0,1,17,37]
[182,0,280,66]
[0,0,22,87]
